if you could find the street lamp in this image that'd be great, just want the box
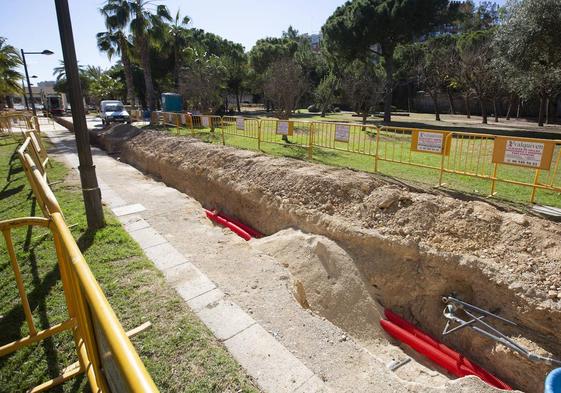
[21,49,54,116]
[21,75,37,110]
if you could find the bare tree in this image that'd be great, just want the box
[340,60,385,125]
[458,30,499,124]
[263,58,307,119]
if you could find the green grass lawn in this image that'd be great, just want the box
[158,122,561,208]
[0,138,258,392]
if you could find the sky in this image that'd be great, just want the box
[1,0,347,83]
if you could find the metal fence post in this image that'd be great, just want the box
[258,120,262,151]
[490,163,499,196]
[189,115,194,136]
[374,126,381,172]
[308,122,314,160]
[220,117,226,145]
[530,169,541,204]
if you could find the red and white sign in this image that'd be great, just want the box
[417,131,444,153]
[504,140,544,168]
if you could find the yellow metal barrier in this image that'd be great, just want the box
[189,115,222,138]
[260,118,311,150]
[155,112,561,204]
[221,116,260,146]
[1,140,159,392]
[312,121,378,157]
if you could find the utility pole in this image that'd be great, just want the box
[54,0,105,229]
[21,79,29,110]
[20,50,36,116]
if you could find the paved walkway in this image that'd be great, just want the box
[44,121,328,393]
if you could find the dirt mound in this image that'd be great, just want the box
[89,123,142,153]
[117,131,561,392]
[252,228,383,340]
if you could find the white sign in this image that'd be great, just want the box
[335,124,350,142]
[236,117,245,130]
[504,140,544,167]
[181,114,186,125]
[417,131,444,153]
[201,116,210,127]
[277,121,289,135]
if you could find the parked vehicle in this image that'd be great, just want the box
[43,94,66,116]
[100,100,130,125]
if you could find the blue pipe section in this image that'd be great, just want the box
[546,368,561,393]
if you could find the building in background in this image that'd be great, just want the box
[309,33,321,52]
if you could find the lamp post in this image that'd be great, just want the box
[21,75,37,110]
[21,49,54,116]
[21,79,29,110]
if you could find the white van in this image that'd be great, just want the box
[100,100,131,125]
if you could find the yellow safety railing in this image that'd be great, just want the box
[1,135,159,392]
[153,111,561,205]
[221,116,260,146]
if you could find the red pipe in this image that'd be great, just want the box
[381,319,475,377]
[204,209,252,241]
[381,311,511,390]
[384,310,510,389]
[216,211,264,238]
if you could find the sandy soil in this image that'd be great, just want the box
[96,128,561,392]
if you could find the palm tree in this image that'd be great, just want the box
[0,37,23,108]
[167,9,190,90]
[100,0,171,110]
[53,59,84,81]
[97,10,136,106]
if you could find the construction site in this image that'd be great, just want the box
[81,113,561,392]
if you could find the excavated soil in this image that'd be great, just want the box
[115,130,561,393]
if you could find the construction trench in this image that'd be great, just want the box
[92,126,561,393]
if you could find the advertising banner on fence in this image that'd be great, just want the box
[276,120,293,136]
[335,124,350,142]
[201,116,210,128]
[411,130,451,155]
[492,137,555,170]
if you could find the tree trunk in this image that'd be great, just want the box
[139,35,156,111]
[464,94,471,118]
[447,89,455,115]
[538,95,546,127]
[407,83,412,113]
[431,92,440,121]
[545,97,550,125]
[173,44,180,91]
[493,97,499,122]
[382,48,394,124]
[120,41,135,108]
[361,112,368,131]
[505,94,514,120]
[480,98,488,124]
[236,89,241,113]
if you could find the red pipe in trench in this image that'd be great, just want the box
[204,209,253,241]
[381,310,511,390]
